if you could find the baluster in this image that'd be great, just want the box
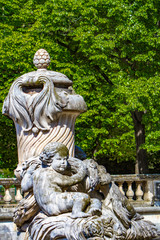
[117,181,125,195]
[135,181,143,201]
[126,181,134,200]
[143,181,153,203]
[3,186,12,203]
[15,187,23,202]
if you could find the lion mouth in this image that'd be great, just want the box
[22,84,44,95]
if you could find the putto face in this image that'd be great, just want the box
[51,152,68,172]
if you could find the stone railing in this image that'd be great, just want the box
[0,178,22,205]
[112,174,160,206]
[0,174,160,206]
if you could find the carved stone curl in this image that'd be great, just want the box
[13,142,157,240]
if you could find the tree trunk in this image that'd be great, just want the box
[131,111,148,174]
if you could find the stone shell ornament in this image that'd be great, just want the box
[33,49,50,69]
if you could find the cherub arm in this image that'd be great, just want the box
[53,158,87,187]
[21,157,41,192]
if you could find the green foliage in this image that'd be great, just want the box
[0,118,17,171]
[0,168,15,178]
[1,0,160,173]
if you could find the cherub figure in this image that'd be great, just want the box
[33,142,102,218]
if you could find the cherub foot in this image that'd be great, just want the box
[71,212,92,219]
[87,208,102,216]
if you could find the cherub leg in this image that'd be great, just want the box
[87,198,102,216]
[71,193,91,218]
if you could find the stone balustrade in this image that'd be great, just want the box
[112,174,160,206]
[0,174,160,206]
[0,178,22,205]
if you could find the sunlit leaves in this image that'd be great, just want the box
[1,0,160,173]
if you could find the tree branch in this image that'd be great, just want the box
[56,37,114,85]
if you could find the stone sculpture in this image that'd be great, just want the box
[13,141,157,240]
[3,49,158,239]
[31,142,102,218]
[2,49,87,170]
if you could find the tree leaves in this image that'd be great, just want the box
[1,0,160,173]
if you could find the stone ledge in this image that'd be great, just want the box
[0,213,13,220]
[112,174,160,182]
[135,206,160,213]
[0,207,15,220]
[0,206,159,219]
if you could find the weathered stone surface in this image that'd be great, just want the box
[2,50,87,169]
[0,203,160,239]
[13,141,158,240]
[0,221,17,240]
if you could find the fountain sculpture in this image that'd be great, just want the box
[3,49,158,240]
